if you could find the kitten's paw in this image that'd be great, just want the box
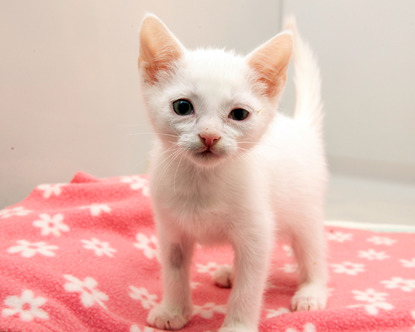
[147,304,192,330]
[291,283,327,311]
[212,264,234,288]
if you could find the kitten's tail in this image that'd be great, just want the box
[284,16,323,130]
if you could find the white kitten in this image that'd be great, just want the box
[138,15,328,332]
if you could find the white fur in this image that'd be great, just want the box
[139,15,328,332]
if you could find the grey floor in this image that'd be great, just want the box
[326,174,415,225]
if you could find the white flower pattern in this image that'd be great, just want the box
[121,176,150,196]
[381,277,415,292]
[400,258,415,268]
[7,240,58,257]
[129,286,157,309]
[37,183,65,199]
[2,290,49,322]
[367,236,396,246]
[134,233,158,259]
[358,249,389,261]
[81,238,116,257]
[282,245,294,257]
[64,275,108,308]
[194,302,226,319]
[280,263,298,274]
[33,213,69,237]
[350,288,393,315]
[327,231,353,242]
[0,206,31,219]
[80,204,111,217]
[196,262,220,275]
[331,261,365,276]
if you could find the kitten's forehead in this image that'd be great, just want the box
[185,49,245,74]
[180,49,249,98]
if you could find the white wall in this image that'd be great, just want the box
[0,0,283,207]
[1,1,415,208]
[282,0,415,182]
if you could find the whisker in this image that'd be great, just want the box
[168,123,180,136]
[238,141,276,149]
[157,146,181,170]
[155,148,183,192]
[173,150,187,195]
[233,149,250,163]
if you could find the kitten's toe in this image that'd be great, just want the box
[147,304,191,330]
[291,296,324,311]
[291,283,327,311]
[212,264,233,288]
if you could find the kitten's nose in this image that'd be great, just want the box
[199,133,221,149]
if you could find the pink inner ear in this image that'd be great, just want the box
[248,33,292,98]
[138,15,184,84]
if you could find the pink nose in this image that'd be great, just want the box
[199,133,221,148]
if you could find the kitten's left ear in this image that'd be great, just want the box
[247,32,293,98]
[138,14,184,84]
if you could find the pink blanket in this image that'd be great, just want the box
[1,172,414,331]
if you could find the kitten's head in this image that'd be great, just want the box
[138,15,292,168]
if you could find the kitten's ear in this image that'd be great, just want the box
[138,14,184,84]
[247,32,293,98]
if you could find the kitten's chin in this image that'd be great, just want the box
[189,150,226,168]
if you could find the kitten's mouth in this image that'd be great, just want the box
[199,149,214,156]
[196,150,215,159]
[194,148,221,160]
[188,146,228,168]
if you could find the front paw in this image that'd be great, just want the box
[147,304,192,330]
[291,283,327,311]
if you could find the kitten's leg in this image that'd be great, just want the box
[147,228,194,330]
[290,221,328,311]
[219,216,273,332]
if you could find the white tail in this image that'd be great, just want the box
[284,16,323,130]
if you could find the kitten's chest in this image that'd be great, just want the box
[153,169,234,242]
[165,175,228,218]
[167,191,230,243]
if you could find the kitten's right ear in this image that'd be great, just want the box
[247,32,292,99]
[138,14,184,84]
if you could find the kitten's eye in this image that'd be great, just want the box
[229,108,249,121]
[172,99,194,116]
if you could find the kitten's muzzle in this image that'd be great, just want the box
[199,133,221,151]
